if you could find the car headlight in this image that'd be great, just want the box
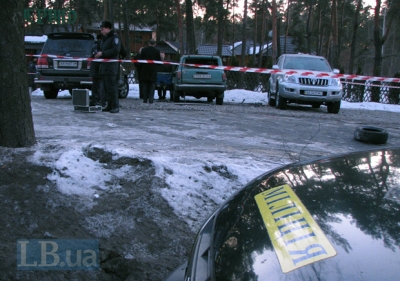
[283,74,296,83]
[331,78,341,86]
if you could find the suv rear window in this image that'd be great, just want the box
[185,58,219,68]
[42,34,94,57]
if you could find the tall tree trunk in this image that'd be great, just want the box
[372,0,383,77]
[305,0,313,54]
[331,0,339,67]
[175,0,184,55]
[156,0,160,42]
[241,0,248,66]
[271,0,277,62]
[371,0,383,102]
[217,0,224,56]
[116,0,122,37]
[276,14,281,57]
[318,1,330,57]
[108,0,114,23]
[316,5,322,55]
[186,0,196,54]
[284,0,291,54]
[372,0,400,78]
[371,0,400,76]
[349,0,362,74]
[372,0,400,99]
[103,0,108,20]
[0,0,35,147]
[252,5,257,65]
[337,0,345,68]
[123,0,130,58]
[258,0,266,68]
[231,1,236,66]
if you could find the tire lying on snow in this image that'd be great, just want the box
[354,126,389,144]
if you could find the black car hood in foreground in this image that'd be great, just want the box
[177,147,400,281]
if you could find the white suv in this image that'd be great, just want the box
[268,54,342,113]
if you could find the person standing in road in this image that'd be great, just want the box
[134,47,144,100]
[157,52,167,100]
[28,57,37,91]
[89,33,105,107]
[140,39,161,104]
[95,20,121,113]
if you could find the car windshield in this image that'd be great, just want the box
[283,57,332,72]
[42,39,94,57]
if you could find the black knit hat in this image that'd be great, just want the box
[100,20,112,29]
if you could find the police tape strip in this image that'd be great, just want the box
[27,54,400,83]
[345,80,400,88]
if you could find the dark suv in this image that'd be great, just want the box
[35,32,129,99]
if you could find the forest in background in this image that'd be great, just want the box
[24,0,400,77]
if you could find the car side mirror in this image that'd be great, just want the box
[333,69,340,74]
[272,65,279,70]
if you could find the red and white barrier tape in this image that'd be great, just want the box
[27,54,400,83]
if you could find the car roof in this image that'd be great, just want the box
[280,53,325,60]
[182,55,221,59]
[213,147,400,280]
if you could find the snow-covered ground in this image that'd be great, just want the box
[30,85,400,231]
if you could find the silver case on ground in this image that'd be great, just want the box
[72,89,102,112]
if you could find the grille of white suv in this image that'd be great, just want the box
[299,77,329,86]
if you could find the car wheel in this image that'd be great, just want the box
[312,103,321,109]
[44,86,59,99]
[118,78,129,99]
[354,126,389,144]
[327,100,341,114]
[216,97,223,105]
[268,81,276,106]
[173,89,180,102]
[268,92,276,107]
[275,85,287,110]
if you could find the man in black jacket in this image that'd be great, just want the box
[27,57,37,91]
[89,34,105,107]
[134,47,144,99]
[95,20,121,113]
[139,39,161,104]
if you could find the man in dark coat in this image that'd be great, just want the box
[28,57,37,91]
[95,20,121,113]
[89,34,105,107]
[134,47,144,99]
[139,39,161,104]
